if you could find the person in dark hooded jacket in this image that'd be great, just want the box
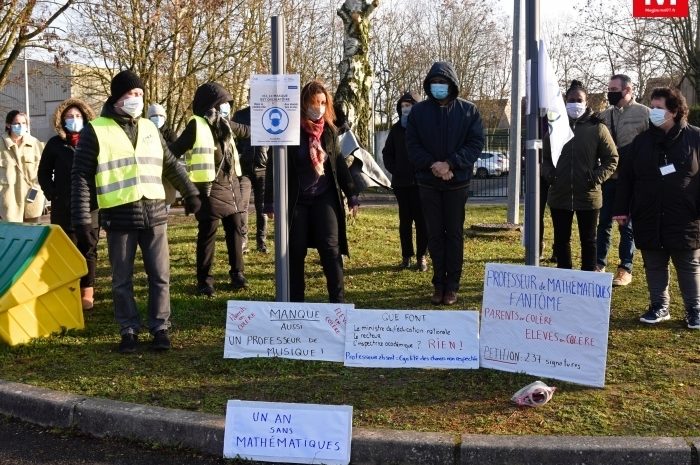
[383,91,428,272]
[71,70,201,353]
[170,82,251,297]
[541,80,617,272]
[39,98,99,311]
[613,87,700,329]
[405,62,484,306]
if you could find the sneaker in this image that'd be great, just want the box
[231,272,249,290]
[595,265,606,273]
[686,309,700,329]
[639,305,671,324]
[430,288,443,305]
[151,329,171,351]
[242,239,249,254]
[416,255,428,272]
[612,268,632,286]
[118,333,138,354]
[443,291,458,305]
[399,257,411,269]
[197,285,215,297]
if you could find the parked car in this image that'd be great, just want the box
[473,151,509,178]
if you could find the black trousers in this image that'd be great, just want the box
[241,170,267,245]
[237,175,252,243]
[196,213,245,287]
[550,208,599,271]
[394,185,428,259]
[67,226,99,288]
[289,189,344,303]
[418,186,469,292]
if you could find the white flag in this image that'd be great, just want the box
[538,40,573,167]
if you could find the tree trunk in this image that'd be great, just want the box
[335,0,379,150]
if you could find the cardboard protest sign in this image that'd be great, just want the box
[344,309,479,369]
[224,301,351,362]
[479,263,612,387]
[224,400,352,465]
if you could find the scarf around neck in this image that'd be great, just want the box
[301,117,326,179]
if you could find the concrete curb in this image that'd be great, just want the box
[0,379,698,465]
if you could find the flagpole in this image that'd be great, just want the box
[525,0,540,266]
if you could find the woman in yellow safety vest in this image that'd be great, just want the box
[170,82,251,297]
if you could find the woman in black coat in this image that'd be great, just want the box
[614,86,700,329]
[38,98,99,310]
[265,80,359,303]
[170,82,251,297]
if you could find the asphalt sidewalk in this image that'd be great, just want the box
[0,379,697,465]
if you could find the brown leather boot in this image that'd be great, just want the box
[430,288,443,305]
[81,287,94,311]
[443,290,458,305]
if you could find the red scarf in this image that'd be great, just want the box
[301,118,326,178]
[68,132,80,147]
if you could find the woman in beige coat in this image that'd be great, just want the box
[0,110,45,222]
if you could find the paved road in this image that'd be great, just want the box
[0,415,228,465]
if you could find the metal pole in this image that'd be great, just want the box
[507,0,524,225]
[23,49,30,120]
[525,0,540,266]
[271,16,290,302]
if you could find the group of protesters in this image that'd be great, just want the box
[1,62,698,353]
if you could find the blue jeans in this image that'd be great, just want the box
[596,179,635,272]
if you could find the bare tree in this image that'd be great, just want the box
[0,0,75,89]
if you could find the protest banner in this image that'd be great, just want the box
[224,301,351,362]
[479,263,612,387]
[224,400,352,465]
[250,74,300,146]
[344,309,479,369]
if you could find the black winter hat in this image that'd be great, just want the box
[395,91,420,118]
[192,82,233,117]
[109,70,144,103]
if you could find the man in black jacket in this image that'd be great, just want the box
[71,70,201,353]
[405,62,484,306]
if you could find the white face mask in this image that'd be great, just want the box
[650,108,670,127]
[219,102,231,118]
[565,102,586,119]
[120,96,144,118]
[307,105,325,121]
[149,115,165,129]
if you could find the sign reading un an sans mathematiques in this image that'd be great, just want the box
[224,301,351,362]
[344,309,479,369]
[479,263,612,387]
[224,400,352,465]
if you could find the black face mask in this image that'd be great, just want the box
[607,91,623,106]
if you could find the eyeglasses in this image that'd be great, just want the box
[511,381,557,407]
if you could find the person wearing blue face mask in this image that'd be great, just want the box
[0,110,45,222]
[38,98,99,311]
[405,62,485,306]
[541,80,618,273]
[383,91,428,272]
[613,87,700,329]
[148,103,178,208]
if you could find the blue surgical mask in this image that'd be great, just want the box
[650,108,670,127]
[10,124,26,137]
[430,83,449,100]
[219,102,231,118]
[400,106,411,128]
[64,118,84,133]
[150,115,165,129]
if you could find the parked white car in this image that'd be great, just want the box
[473,151,509,178]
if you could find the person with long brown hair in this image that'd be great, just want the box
[265,80,359,303]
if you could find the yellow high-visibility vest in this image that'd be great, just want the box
[187,115,216,182]
[92,117,166,208]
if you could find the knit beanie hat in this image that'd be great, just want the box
[148,103,166,118]
[108,70,144,104]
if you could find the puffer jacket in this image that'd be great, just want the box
[542,109,618,211]
[405,61,485,189]
[233,106,269,174]
[38,98,97,230]
[614,122,700,250]
[383,91,420,188]
[71,102,198,230]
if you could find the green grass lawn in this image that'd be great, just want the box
[1,204,699,436]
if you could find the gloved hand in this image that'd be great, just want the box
[184,195,201,215]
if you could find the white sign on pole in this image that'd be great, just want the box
[224,400,352,465]
[224,300,351,362]
[479,263,612,387]
[250,74,300,146]
[344,309,480,369]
